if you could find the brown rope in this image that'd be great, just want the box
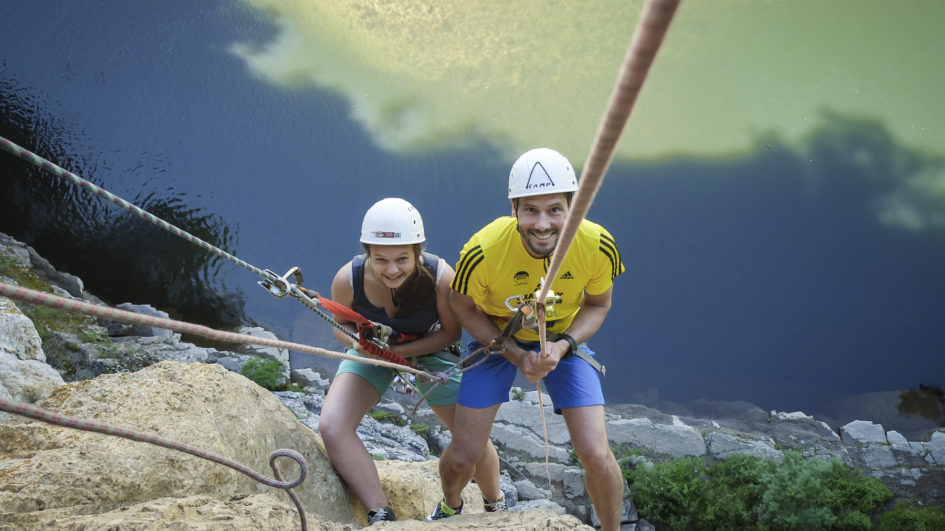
[0,281,435,379]
[532,0,682,490]
[538,0,682,304]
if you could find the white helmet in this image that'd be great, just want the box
[508,148,578,199]
[360,198,425,245]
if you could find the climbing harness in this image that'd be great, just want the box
[254,265,445,402]
[547,332,606,376]
[408,303,533,414]
[0,396,310,530]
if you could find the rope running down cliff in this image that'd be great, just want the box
[532,0,682,485]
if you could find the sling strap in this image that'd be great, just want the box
[548,333,606,376]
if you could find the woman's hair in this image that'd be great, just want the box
[364,243,435,316]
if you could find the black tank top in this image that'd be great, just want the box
[350,251,441,336]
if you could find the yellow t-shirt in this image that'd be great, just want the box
[451,217,625,342]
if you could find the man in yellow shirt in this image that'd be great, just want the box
[429,148,626,530]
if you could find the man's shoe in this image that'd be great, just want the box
[483,495,508,512]
[367,506,396,525]
[425,498,463,521]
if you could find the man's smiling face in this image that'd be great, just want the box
[513,193,569,259]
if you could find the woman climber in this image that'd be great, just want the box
[318,197,503,525]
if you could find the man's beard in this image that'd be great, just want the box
[518,224,557,258]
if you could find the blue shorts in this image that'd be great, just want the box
[335,348,462,406]
[457,340,605,414]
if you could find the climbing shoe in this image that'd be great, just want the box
[483,495,508,512]
[425,498,463,520]
[367,506,396,525]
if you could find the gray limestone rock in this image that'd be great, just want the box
[607,417,707,457]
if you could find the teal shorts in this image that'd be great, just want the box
[335,348,462,406]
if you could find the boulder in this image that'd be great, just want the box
[0,296,45,362]
[0,360,593,529]
[0,361,352,524]
[0,296,65,423]
[0,493,349,530]
[348,459,484,527]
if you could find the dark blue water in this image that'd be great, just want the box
[2,1,943,439]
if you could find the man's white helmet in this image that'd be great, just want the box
[360,198,425,245]
[508,148,578,199]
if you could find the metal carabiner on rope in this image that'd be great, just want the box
[272,270,395,352]
[533,277,557,320]
[503,277,556,329]
[257,266,304,299]
[256,267,364,347]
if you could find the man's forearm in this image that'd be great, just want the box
[562,289,613,344]
[562,304,609,345]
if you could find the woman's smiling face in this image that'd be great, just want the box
[367,244,416,289]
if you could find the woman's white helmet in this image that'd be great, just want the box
[508,148,578,199]
[360,198,425,245]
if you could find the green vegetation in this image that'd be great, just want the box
[409,423,430,435]
[0,255,46,291]
[1,254,96,341]
[78,326,110,345]
[699,454,769,529]
[875,500,945,530]
[369,410,406,427]
[12,294,93,343]
[239,358,285,390]
[626,456,708,530]
[624,450,892,530]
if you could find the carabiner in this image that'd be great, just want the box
[257,266,304,299]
